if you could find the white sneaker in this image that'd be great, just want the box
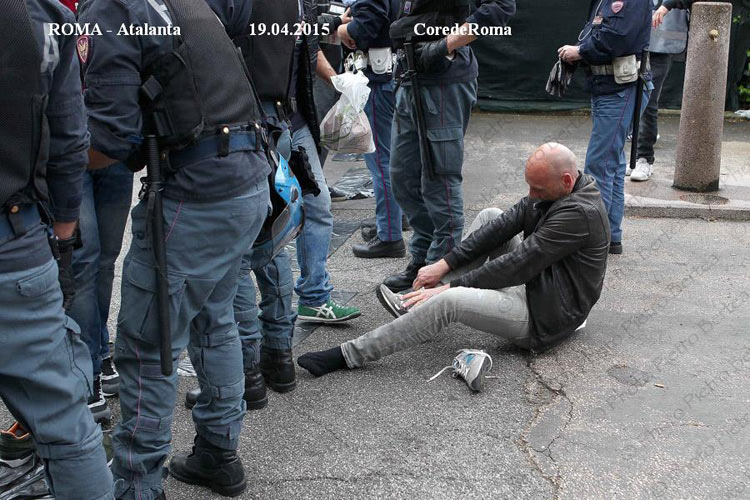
[626,165,633,176]
[429,349,493,392]
[177,356,197,377]
[630,158,653,182]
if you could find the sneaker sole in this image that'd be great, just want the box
[376,285,404,319]
[297,311,361,324]
[102,382,119,398]
[169,466,247,497]
[467,358,491,392]
[0,452,33,469]
[630,176,650,182]
[89,406,111,424]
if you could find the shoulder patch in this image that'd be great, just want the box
[611,1,624,14]
[77,35,89,65]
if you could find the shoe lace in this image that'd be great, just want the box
[428,349,493,382]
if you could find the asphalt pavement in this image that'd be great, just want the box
[2,112,749,500]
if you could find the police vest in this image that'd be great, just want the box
[389,0,471,47]
[140,0,262,150]
[235,0,300,104]
[0,0,49,210]
[649,6,688,54]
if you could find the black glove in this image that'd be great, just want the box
[415,38,451,74]
[52,234,77,310]
[289,147,322,197]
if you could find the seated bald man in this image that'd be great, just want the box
[298,143,610,390]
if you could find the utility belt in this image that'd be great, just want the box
[345,48,395,75]
[167,124,263,170]
[0,203,41,240]
[589,53,649,84]
[270,97,298,124]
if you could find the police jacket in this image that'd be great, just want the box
[578,0,653,96]
[443,173,610,351]
[79,0,270,203]
[0,0,88,273]
[393,0,516,86]
[346,0,400,83]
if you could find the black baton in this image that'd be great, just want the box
[403,37,435,179]
[629,74,644,173]
[146,135,173,376]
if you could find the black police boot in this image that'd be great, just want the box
[259,347,297,393]
[382,259,424,292]
[185,369,267,411]
[169,435,246,497]
[352,237,406,259]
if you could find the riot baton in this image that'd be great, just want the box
[145,135,173,376]
[629,73,644,174]
[403,36,435,179]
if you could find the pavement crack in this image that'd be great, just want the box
[516,356,575,499]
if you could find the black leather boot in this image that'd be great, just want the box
[185,369,267,411]
[352,237,406,258]
[169,435,246,497]
[259,347,296,393]
[382,259,424,292]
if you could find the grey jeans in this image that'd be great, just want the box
[342,208,531,368]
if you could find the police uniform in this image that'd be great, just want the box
[0,1,113,499]
[78,0,269,498]
[577,0,653,248]
[384,0,516,291]
[346,0,406,257]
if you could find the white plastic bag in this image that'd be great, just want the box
[319,71,375,154]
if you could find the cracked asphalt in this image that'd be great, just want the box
[2,113,749,499]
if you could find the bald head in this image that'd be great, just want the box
[525,143,579,200]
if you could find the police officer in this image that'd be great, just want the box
[559,0,653,255]
[0,1,113,499]
[79,0,269,497]
[383,0,516,291]
[628,0,690,182]
[338,0,406,259]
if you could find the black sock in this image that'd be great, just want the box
[297,347,347,377]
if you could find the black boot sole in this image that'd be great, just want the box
[352,247,406,259]
[169,465,247,497]
[263,378,297,394]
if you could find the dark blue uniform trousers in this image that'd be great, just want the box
[390,79,477,265]
[112,180,268,500]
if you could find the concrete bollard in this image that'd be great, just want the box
[673,2,733,192]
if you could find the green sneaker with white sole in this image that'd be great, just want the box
[297,299,361,323]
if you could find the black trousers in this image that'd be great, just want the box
[636,52,674,164]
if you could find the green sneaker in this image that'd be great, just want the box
[297,299,361,323]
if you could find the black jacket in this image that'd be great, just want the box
[443,173,611,351]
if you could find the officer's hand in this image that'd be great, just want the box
[340,7,352,24]
[413,259,451,290]
[416,38,453,74]
[338,24,356,50]
[653,5,669,28]
[557,45,581,63]
[55,235,77,310]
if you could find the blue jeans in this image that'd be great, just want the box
[390,80,477,264]
[292,124,334,307]
[365,80,402,242]
[584,84,651,243]
[68,163,133,377]
[112,180,269,500]
[0,256,113,500]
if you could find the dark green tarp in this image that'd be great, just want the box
[472,0,750,111]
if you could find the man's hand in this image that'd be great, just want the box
[413,259,451,290]
[340,7,352,24]
[416,38,452,73]
[653,5,669,28]
[402,284,450,309]
[337,23,356,50]
[557,45,581,63]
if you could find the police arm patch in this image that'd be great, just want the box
[611,1,624,14]
[77,35,89,65]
